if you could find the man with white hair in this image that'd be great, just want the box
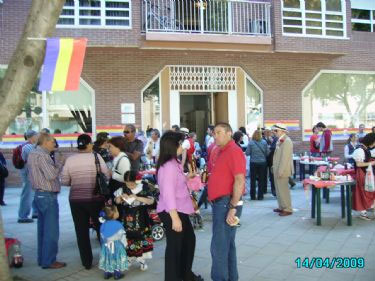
[272,124,294,216]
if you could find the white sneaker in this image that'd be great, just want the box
[128,257,136,266]
[359,213,371,221]
[140,262,148,271]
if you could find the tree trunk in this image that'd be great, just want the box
[0,0,66,137]
[0,208,12,281]
[0,1,65,280]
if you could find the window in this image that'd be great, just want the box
[245,78,263,134]
[351,9,374,32]
[58,0,131,29]
[282,0,346,38]
[302,72,375,140]
[0,67,94,140]
[142,77,161,132]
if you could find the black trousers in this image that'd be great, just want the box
[70,200,104,268]
[198,186,208,209]
[250,162,267,199]
[0,179,5,203]
[268,166,276,196]
[159,211,196,281]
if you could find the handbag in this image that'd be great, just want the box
[364,165,375,192]
[93,153,110,196]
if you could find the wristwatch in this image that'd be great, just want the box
[228,202,237,209]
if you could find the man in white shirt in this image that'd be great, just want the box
[205,125,215,148]
[144,129,160,165]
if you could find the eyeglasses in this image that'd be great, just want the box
[123,131,130,134]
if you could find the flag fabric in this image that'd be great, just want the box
[38,38,87,91]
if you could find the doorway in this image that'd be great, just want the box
[180,93,211,144]
[180,92,229,144]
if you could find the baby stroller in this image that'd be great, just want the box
[142,179,166,241]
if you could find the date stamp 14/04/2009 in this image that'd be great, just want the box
[295,257,365,269]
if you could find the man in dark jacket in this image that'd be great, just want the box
[0,151,8,206]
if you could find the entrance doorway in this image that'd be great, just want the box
[180,93,211,144]
[180,92,229,144]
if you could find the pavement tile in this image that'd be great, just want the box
[2,185,373,281]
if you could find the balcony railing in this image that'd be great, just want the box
[143,0,271,36]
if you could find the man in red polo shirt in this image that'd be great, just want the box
[207,123,246,281]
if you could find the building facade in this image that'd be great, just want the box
[1,0,375,149]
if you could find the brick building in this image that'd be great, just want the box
[1,0,375,159]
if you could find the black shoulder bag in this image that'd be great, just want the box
[94,153,110,196]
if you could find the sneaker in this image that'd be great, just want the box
[140,262,148,271]
[359,214,371,221]
[104,272,113,280]
[18,218,33,223]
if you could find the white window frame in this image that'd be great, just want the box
[281,0,348,39]
[351,8,374,32]
[57,0,132,29]
[301,69,375,141]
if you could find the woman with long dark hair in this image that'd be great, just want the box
[156,131,203,281]
[93,132,113,169]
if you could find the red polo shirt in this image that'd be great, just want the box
[207,140,246,201]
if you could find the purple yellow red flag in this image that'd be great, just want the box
[38,38,87,91]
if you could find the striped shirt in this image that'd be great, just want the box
[28,146,63,192]
[61,152,110,202]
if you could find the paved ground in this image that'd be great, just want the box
[2,183,375,281]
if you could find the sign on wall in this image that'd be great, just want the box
[121,103,135,124]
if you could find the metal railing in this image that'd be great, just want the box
[143,0,271,36]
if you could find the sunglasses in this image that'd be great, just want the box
[123,131,133,134]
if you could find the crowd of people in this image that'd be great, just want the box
[0,121,375,280]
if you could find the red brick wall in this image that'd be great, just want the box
[1,0,374,186]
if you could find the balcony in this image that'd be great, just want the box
[142,0,272,45]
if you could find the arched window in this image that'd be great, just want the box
[142,76,161,132]
[245,77,263,134]
[0,67,94,137]
[302,71,375,140]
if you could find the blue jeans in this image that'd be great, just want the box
[211,196,242,281]
[18,170,37,219]
[34,191,59,267]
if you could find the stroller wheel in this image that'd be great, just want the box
[152,225,165,241]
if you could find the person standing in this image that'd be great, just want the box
[18,129,38,223]
[93,132,113,170]
[352,133,375,220]
[144,129,160,166]
[238,127,249,151]
[246,129,269,199]
[316,122,333,156]
[344,134,358,167]
[357,124,366,140]
[205,125,215,149]
[272,124,294,216]
[0,150,8,206]
[61,134,110,270]
[208,123,246,281]
[108,136,131,198]
[123,125,144,171]
[156,131,203,281]
[309,126,320,157]
[28,133,66,269]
